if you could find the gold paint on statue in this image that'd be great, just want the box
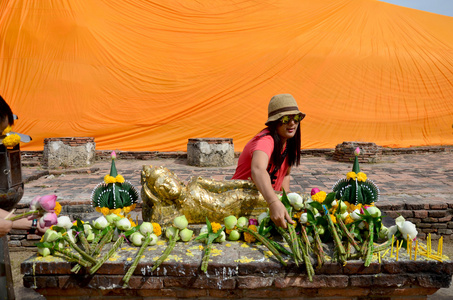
[141,165,273,225]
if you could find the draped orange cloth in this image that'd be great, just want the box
[1,0,452,151]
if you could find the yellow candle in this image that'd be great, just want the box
[382,248,389,258]
[396,240,399,261]
[408,238,412,260]
[428,233,431,255]
[438,236,443,256]
[378,251,381,264]
[415,240,418,261]
[391,235,394,257]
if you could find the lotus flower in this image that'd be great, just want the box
[248,218,258,226]
[56,216,73,229]
[38,194,57,211]
[398,221,418,240]
[257,212,269,225]
[165,226,178,239]
[365,206,381,218]
[228,230,241,241]
[139,222,154,235]
[224,215,238,229]
[354,147,361,156]
[39,212,58,228]
[299,212,308,224]
[130,232,145,246]
[94,216,109,230]
[288,193,304,210]
[38,247,51,257]
[116,218,132,231]
[149,234,158,246]
[173,215,188,230]
[311,188,320,196]
[350,209,362,221]
[179,228,194,242]
[215,231,226,243]
[105,213,122,224]
[111,151,117,159]
[42,229,61,243]
[338,200,348,214]
[237,217,248,228]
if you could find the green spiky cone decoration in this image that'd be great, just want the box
[332,148,380,205]
[91,151,139,211]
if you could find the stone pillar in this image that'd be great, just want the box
[187,138,234,167]
[43,137,96,169]
[332,141,382,163]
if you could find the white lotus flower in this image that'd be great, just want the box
[299,213,308,224]
[173,215,188,230]
[237,217,248,228]
[215,231,226,243]
[395,215,406,228]
[139,222,154,235]
[66,229,77,244]
[340,211,349,220]
[338,201,348,214]
[378,224,389,239]
[94,216,109,230]
[387,225,398,240]
[179,228,194,242]
[105,213,122,224]
[228,230,241,241]
[130,232,145,246]
[165,226,178,239]
[116,218,132,231]
[56,216,73,229]
[149,234,158,246]
[350,209,362,221]
[42,229,61,243]
[38,247,51,257]
[398,221,418,240]
[288,193,304,210]
[366,206,381,218]
[257,212,269,225]
[224,215,238,229]
[83,224,93,235]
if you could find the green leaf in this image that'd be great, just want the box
[206,217,212,233]
[281,189,291,210]
[195,233,209,241]
[323,192,336,206]
[307,210,316,224]
[124,226,139,237]
[309,201,323,211]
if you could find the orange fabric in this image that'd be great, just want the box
[1,0,452,151]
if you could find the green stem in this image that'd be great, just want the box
[151,229,179,272]
[201,241,212,273]
[89,235,124,275]
[238,226,286,266]
[6,210,41,221]
[78,231,91,252]
[364,221,374,267]
[63,235,97,265]
[310,225,327,267]
[71,227,113,273]
[288,224,302,263]
[123,233,152,287]
[56,249,91,267]
[298,236,315,282]
[324,213,346,259]
[337,216,361,252]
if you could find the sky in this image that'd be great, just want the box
[379,0,453,17]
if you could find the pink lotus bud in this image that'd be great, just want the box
[30,196,41,211]
[111,151,116,159]
[248,218,258,226]
[311,188,320,196]
[38,194,57,212]
[39,212,58,228]
[354,147,361,156]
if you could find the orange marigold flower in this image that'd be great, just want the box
[54,202,62,216]
[115,174,125,183]
[101,207,110,216]
[311,191,327,203]
[211,222,222,233]
[152,223,162,236]
[293,211,302,220]
[111,208,122,215]
[344,215,354,225]
[95,207,102,213]
[244,225,257,243]
[357,172,367,182]
[330,214,337,224]
[346,171,357,180]
[104,175,116,184]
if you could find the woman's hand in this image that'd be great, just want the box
[269,201,294,229]
[0,218,13,237]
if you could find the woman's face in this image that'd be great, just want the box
[276,115,299,141]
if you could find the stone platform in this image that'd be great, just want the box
[21,240,453,299]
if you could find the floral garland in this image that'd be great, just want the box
[346,171,367,182]
[2,126,21,148]
[103,174,125,184]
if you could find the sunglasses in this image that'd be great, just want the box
[280,114,303,124]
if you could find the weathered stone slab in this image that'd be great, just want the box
[187,138,234,167]
[21,240,453,299]
[43,137,95,169]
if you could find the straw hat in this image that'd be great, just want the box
[265,94,306,125]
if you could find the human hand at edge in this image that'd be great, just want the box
[269,201,295,229]
[0,218,13,237]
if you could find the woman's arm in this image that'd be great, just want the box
[251,150,294,229]
[281,167,291,192]
[0,218,13,237]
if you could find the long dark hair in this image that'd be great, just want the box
[265,120,301,168]
[0,95,14,126]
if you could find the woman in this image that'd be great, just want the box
[232,94,305,228]
[0,95,44,237]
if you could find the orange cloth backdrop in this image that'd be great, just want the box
[1,0,452,151]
